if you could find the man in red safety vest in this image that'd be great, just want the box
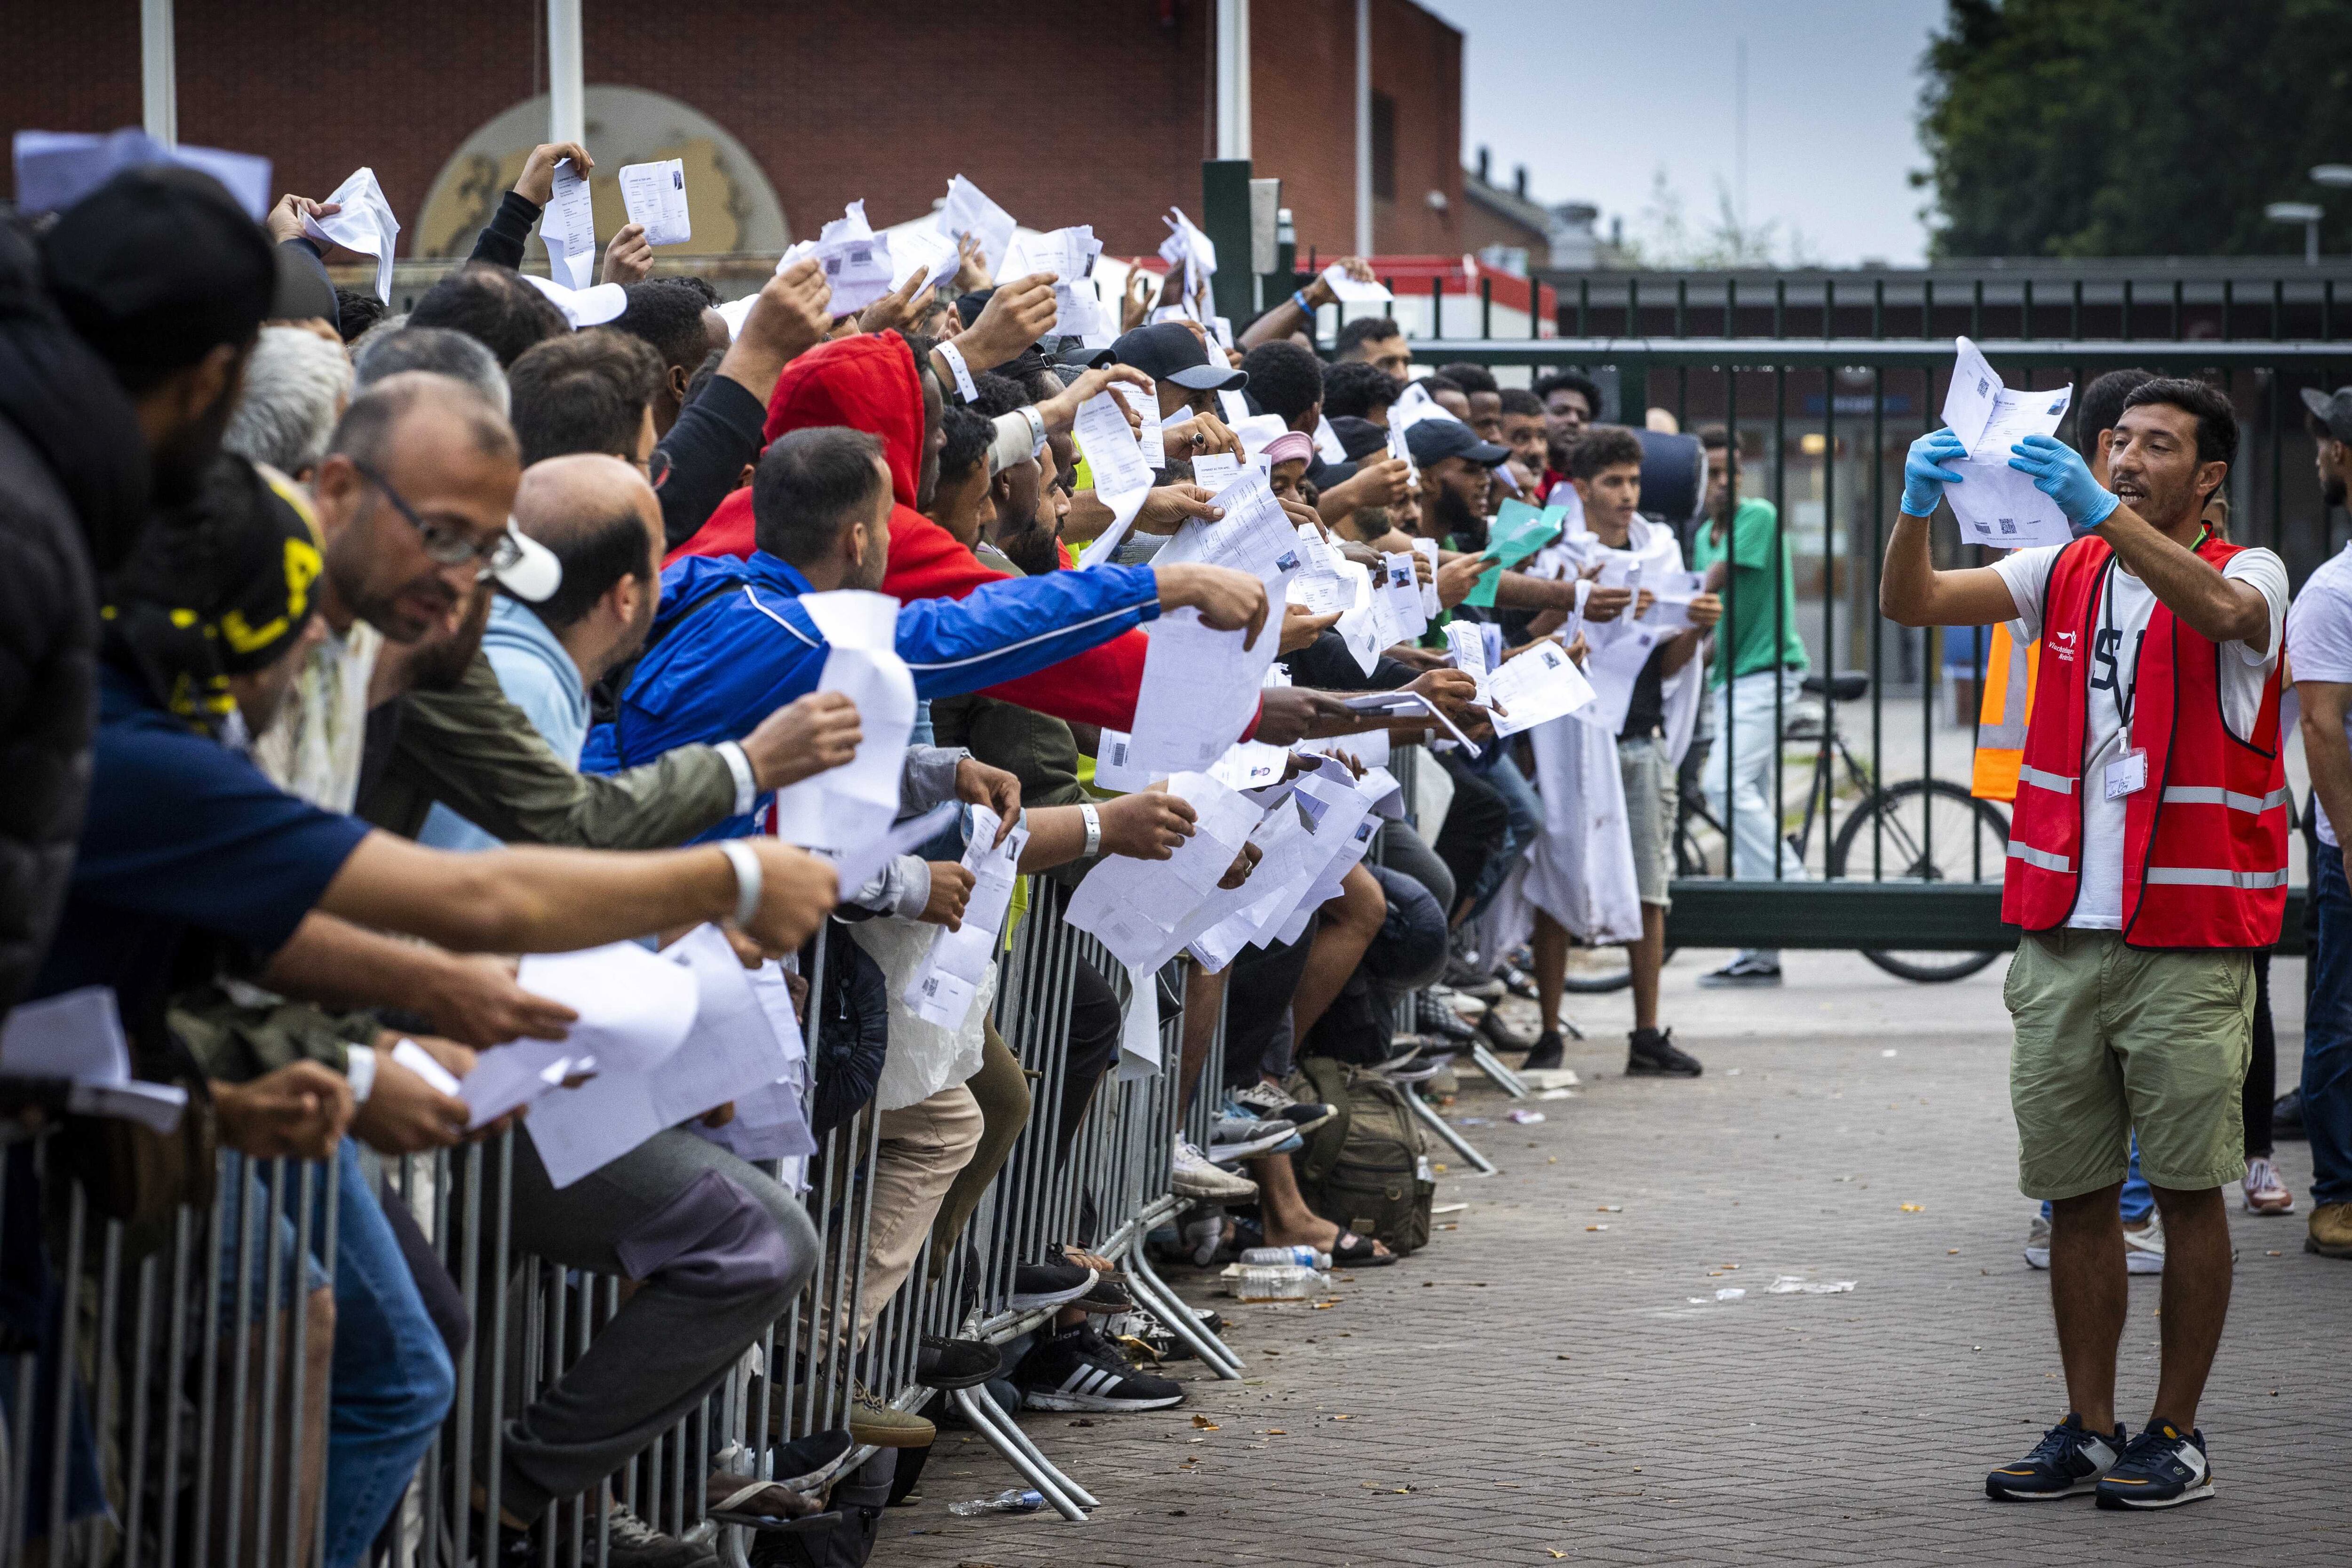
[1882,377,2286,1511]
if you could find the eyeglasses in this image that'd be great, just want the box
[350,460,520,576]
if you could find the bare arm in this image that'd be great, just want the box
[315,833,836,957]
[2301,681,2352,856]
[260,914,580,1048]
[1877,513,2022,628]
[2098,506,2272,652]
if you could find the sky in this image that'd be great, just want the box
[1422,0,1948,267]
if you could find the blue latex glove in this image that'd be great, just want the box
[1900,428,1969,517]
[2008,432,2120,535]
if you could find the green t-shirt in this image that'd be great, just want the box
[1691,498,1808,688]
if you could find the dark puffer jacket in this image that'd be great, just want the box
[0,221,148,1015]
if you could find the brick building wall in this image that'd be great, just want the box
[11,0,1459,265]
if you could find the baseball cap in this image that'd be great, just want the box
[1406,417,1510,469]
[493,523,563,603]
[1110,322,1248,392]
[40,165,280,374]
[2301,386,2352,444]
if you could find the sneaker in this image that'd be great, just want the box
[2306,1200,2352,1258]
[2274,1087,2304,1139]
[1984,1413,2124,1501]
[1208,1112,1301,1162]
[606,1505,719,1567]
[1697,955,1781,988]
[1231,1080,1337,1136]
[1015,1324,1186,1412]
[2023,1213,2051,1270]
[1521,1030,1565,1072]
[848,1383,935,1450]
[2123,1214,2165,1275]
[916,1335,1003,1390]
[2242,1156,2294,1215]
[2094,1420,2214,1509]
[1075,1275,1135,1314]
[1441,957,1505,1000]
[1414,992,1480,1043]
[1009,1262,1097,1312]
[1498,963,1538,1001]
[1172,1139,1259,1203]
[1433,985,1489,1021]
[1625,1026,1702,1077]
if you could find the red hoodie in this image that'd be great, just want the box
[670,334,1158,732]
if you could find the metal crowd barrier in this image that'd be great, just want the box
[0,874,1252,1565]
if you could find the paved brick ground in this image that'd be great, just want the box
[877,954,2342,1567]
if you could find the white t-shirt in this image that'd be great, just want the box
[2285,541,2352,846]
[1991,542,2288,929]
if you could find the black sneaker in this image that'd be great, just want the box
[605,1505,718,1566]
[1441,957,1505,1000]
[2274,1088,2304,1139]
[2095,1420,2214,1509]
[1697,955,1781,988]
[916,1334,1002,1390]
[1008,1262,1096,1311]
[1985,1414,2123,1500]
[1477,1008,1536,1051]
[1414,992,1479,1043]
[1014,1324,1186,1412]
[1521,1030,1565,1071]
[1626,1027,1701,1077]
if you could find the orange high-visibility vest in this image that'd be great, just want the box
[1971,621,2038,803]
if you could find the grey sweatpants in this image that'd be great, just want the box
[461,1127,819,1520]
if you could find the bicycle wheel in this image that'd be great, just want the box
[1558,944,1632,993]
[1827,778,2010,984]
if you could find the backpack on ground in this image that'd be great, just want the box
[1288,1057,1435,1256]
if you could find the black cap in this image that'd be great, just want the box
[1406,416,1510,468]
[1330,414,1391,463]
[1053,343,1116,370]
[40,165,277,375]
[1110,321,1247,392]
[2302,386,2352,445]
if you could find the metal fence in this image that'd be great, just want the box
[0,871,1251,1564]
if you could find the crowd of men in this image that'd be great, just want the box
[0,133,2344,1561]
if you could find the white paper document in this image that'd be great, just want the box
[1128,607,1279,777]
[390,1038,461,1096]
[541,157,597,290]
[1066,772,1263,970]
[1073,482,1152,570]
[824,801,960,906]
[889,226,961,295]
[1578,622,1667,734]
[618,158,691,247]
[1321,264,1391,303]
[1487,639,1597,736]
[459,1041,583,1130]
[302,166,401,304]
[770,591,916,852]
[1152,469,1302,587]
[1192,450,1243,493]
[521,271,628,329]
[1940,336,2077,549]
[0,986,187,1133]
[513,942,700,1075]
[1412,536,1441,616]
[1123,377,1166,470]
[1380,550,1429,641]
[935,175,1017,278]
[1117,963,1163,1080]
[1073,388,1156,501]
[904,806,1030,1029]
[811,230,894,317]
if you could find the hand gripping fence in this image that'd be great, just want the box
[0,871,1264,1564]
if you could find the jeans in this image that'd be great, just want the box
[1466,754,1542,923]
[2304,841,2352,1208]
[1706,669,1810,963]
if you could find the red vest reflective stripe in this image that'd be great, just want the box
[2000,534,2287,947]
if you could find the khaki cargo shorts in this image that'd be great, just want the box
[2004,928,2252,1201]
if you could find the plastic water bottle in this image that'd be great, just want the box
[1227,1263,1327,1301]
[1240,1245,1332,1270]
[947,1488,1045,1517]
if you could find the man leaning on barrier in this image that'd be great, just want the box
[1882,376,2284,1510]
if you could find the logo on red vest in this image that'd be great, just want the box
[2048,629,2077,662]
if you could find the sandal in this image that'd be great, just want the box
[1330,1230,1396,1267]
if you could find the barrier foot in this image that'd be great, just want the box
[1405,1087,1500,1175]
[1468,1042,1532,1098]
[948,1386,1091,1519]
[1123,1249,1243,1378]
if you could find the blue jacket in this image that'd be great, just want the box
[581,550,1161,831]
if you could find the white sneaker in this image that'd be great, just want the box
[1171,1138,1258,1203]
[2123,1213,2165,1275]
[2024,1212,2051,1269]
[2242,1156,2294,1214]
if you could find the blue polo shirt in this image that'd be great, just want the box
[31,665,372,1046]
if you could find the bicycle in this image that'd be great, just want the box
[1559,670,2011,991]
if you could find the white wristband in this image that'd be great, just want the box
[715,740,758,817]
[716,839,763,927]
[1080,802,1102,858]
[345,1045,377,1105]
[937,340,979,402]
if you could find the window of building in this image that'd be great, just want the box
[1371,90,1396,200]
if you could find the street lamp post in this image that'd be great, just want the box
[2269,201,2324,266]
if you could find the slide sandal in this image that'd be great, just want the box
[1332,1231,1396,1267]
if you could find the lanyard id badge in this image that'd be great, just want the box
[2098,563,2147,800]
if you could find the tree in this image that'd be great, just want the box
[1917,0,2352,258]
